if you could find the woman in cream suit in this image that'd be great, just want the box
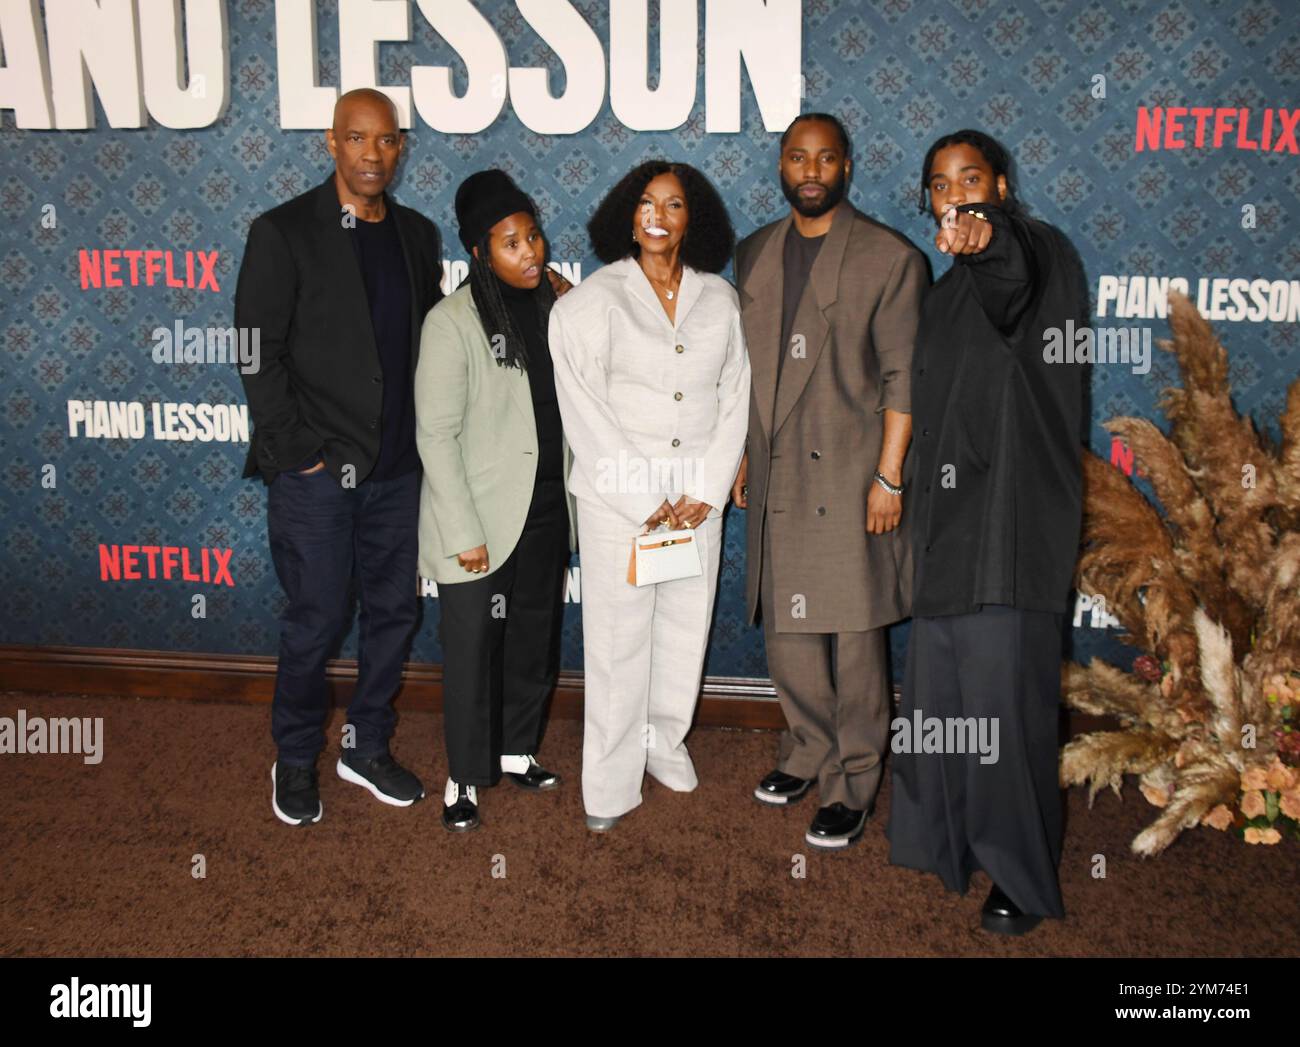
[548,161,751,831]
[415,170,576,833]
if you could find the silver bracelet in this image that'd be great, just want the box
[874,471,904,496]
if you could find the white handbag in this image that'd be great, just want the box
[627,525,702,587]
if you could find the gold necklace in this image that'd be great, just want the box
[645,265,683,301]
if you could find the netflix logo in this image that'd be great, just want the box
[1110,437,1146,480]
[98,545,235,587]
[79,249,221,292]
[1134,106,1299,153]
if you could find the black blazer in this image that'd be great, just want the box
[234,175,443,483]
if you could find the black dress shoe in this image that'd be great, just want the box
[503,755,561,791]
[442,780,480,833]
[754,769,813,805]
[805,802,869,849]
[980,884,1043,936]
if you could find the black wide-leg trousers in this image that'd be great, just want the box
[887,604,1066,919]
[436,477,569,787]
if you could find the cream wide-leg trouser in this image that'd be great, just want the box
[575,498,724,819]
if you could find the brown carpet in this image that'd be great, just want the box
[1,690,1295,957]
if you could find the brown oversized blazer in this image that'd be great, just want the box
[734,200,928,634]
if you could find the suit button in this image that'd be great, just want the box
[816,506,826,516]
[369,419,378,429]
[673,391,683,401]
[675,344,685,353]
[925,544,932,552]
[918,368,926,377]
[922,428,930,437]
[925,485,932,493]
[810,450,820,460]
[372,375,382,383]
[672,438,680,447]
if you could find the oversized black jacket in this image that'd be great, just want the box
[909,203,1087,617]
[234,176,443,483]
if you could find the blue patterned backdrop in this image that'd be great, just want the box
[1,0,1296,681]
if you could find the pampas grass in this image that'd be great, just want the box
[1062,292,1300,854]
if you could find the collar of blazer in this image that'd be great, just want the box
[617,255,704,331]
[312,174,424,366]
[740,198,856,440]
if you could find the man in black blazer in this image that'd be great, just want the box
[235,88,443,826]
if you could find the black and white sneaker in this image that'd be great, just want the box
[442,779,480,832]
[336,751,425,807]
[272,761,322,826]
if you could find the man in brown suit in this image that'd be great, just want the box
[731,113,927,849]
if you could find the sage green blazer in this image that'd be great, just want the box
[414,284,576,585]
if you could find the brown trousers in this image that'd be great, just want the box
[761,526,890,810]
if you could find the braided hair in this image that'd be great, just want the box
[917,129,1021,215]
[466,231,557,372]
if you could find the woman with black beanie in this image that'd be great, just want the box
[414,169,575,832]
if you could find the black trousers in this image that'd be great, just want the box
[267,467,420,766]
[887,605,1066,919]
[437,476,569,786]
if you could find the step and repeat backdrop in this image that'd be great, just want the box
[1,0,1296,680]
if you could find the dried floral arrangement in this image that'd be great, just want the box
[1060,292,1299,855]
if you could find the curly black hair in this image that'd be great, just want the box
[587,161,735,273]
[918,129,1022,215]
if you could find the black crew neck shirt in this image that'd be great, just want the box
[348,207,417,482]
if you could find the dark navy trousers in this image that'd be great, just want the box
[266,465,420,766]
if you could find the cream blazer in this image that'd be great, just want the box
[547,256,751,530]
[414,284,576,584]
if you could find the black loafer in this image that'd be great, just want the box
[805,802,869,849]
[754,769,813,806]
[442,780,480,833]
[504,755,561,791]
[980,884,1042,936]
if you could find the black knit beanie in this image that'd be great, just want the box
[454,169,536,254]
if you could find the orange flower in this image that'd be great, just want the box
[1242,767,1269,791]
[1244,827,1281,845]
[1280,790,1300,821]
[1265,758,1296,792]
[1141,782,1171,808]
[1240,790,1267,818]
[1201,805,1233,831]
